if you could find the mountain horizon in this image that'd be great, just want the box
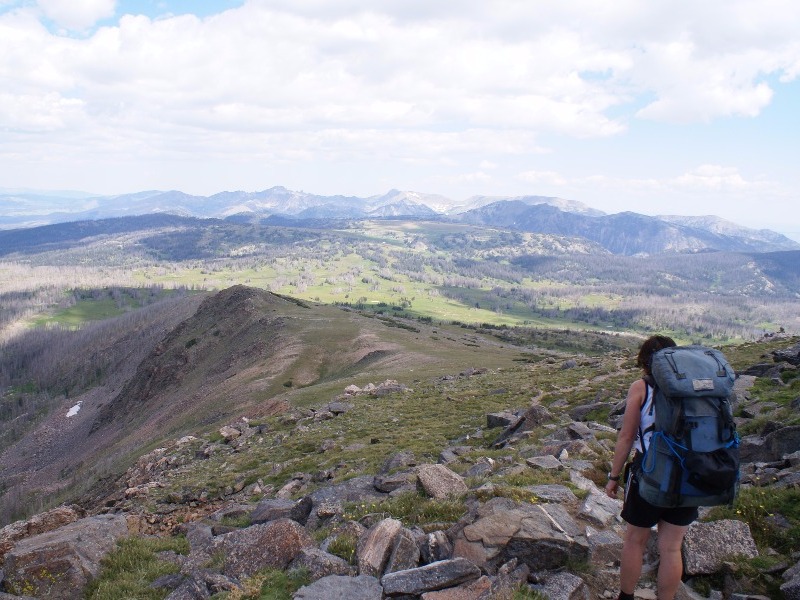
[1,185,797,256]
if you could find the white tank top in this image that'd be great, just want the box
[634,381,656,454]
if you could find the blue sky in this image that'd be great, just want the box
[1,1,799,240]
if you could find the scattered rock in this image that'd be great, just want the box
[526,455,563,470]
[487,411,520,429]
[219,425,241,442]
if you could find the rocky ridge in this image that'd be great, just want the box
[1,343,800,599]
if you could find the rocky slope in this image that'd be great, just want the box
[0,285,529,527]
[1,323,798,598]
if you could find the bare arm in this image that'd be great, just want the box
[605,378,645,498]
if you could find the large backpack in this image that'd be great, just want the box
[637,345,740,508]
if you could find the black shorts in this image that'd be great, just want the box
[621,465,698,528]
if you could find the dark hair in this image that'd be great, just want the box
[636,335,677,375]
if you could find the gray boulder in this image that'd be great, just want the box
[293,574,383,599]
[417,464,468,499]
[492,404,553,447]
[487,411,520,429]
[250,496,313,526]
[2,514,128,600]
[326,401,353,415]
[540,571,590,600]
[308,475,386,507]
[163,571,241,600]
[773,343,800,366]
[289,547,354,580]
[380,557,481,597]
[165,577,211,600]
[356,518,403,578]
[384,528,421,574]
[782,577,800,600]
[740,425,800,463]
[421,530,453,564]
[420,574,492,599]
[578,491,623,527]
[781,559,800,600]
[526,455,563,471]
[586,527,623,566]
[526,484,579,504]
[217,519,314,579]
[373,471,415,493]
[683,520,758,576]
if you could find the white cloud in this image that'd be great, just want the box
[0,0,798,213]
[517,170,567,186]
[38,0,116,30]
[674,165,751,191]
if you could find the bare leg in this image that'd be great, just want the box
[656,521,690,600]
[620,524,652,594]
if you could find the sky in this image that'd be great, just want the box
[1,1,799,240]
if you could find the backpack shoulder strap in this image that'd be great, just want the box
[638,378,655,451]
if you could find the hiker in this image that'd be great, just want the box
[605,335,697,600]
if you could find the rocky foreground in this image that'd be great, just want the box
[1,344,800,599]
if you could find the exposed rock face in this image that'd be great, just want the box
[2,514,128,599]
[0,506,81,563]
[217,518,314,579]
[682,519,759,576]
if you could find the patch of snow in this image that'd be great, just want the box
[66,401,82,417]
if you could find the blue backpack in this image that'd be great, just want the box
[637,345,740,508]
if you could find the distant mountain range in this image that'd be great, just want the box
[0,186,796,256]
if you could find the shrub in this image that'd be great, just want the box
[85,535,189,600]
[343,491,466,530]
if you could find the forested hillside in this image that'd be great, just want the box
[1,216,798,345]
